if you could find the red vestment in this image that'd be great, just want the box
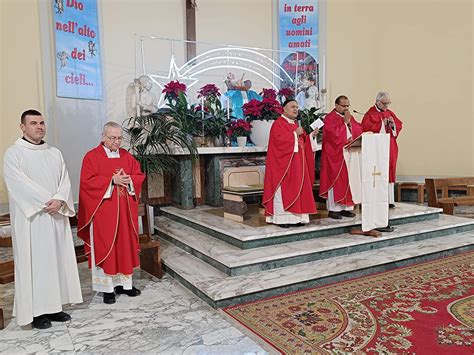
[77,145,145,276]
[319,110,363,206]
[262,116,317,216]
[361,105,403,182]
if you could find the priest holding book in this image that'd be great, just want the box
[319,95,363,219]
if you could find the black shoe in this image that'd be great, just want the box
[340,210,356,218]
[276,224,290,228]
[295,222,306,227]
[375,225,395,233]
[32,315,52,329]
[328,211,342,220]
[114,286,141,297]
[46,311,71,322]
[389,204,396,209]
[103,292,116,304]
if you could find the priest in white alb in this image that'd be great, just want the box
[3,110,82,329]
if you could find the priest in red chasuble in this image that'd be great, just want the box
[78,122,145,304]
[362,91,403,208]
[319,95,363,219]
[263,99,318,228]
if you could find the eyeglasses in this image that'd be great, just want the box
[337,104,350,108]
[379,101,391,106]
[105,136,123,142]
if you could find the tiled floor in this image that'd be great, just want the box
[2,204,473,353]
[0,263,268,354]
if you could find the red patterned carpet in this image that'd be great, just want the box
[224,252,474,354]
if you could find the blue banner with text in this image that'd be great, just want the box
[279,0,319,90]
[53,0,103,100]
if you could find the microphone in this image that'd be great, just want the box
[352,110,366,115]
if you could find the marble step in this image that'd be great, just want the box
[156,214,474,276]
[159,203,442,249]
[160,231,474,308]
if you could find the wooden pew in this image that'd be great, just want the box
[425,177,474,214]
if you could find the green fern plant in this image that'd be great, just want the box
[124,112,197,175]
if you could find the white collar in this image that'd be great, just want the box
[282,114,297,124]
[15,138,49,150]
[102,145,119,154]
[102,145,120,158]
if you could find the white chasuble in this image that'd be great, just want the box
[3,138,83,326]
[361,134,390,231]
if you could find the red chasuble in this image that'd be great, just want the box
[262,116,317,216]
[319,110,363,206]
[361,106,403,183]
[77,145,145,276]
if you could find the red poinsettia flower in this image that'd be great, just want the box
[243,97,283,121]
[261,88,277,100]
[162,80,187,98]
[242,99,263,118]
[225,119,252,138]
[278,87,295,100]
[197,83,221,98]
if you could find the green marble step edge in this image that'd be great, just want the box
[157,222,474,277]
[163,246,474,309]
[159,209,441,249]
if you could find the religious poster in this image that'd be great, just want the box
[278,0,319,109]
[53,0,103,100]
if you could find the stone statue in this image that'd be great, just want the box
[126,75,158,118]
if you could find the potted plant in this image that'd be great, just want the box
[243,89,283,147]
[124,111,198,205]
[225,119,252,147]
[160,81,203,143]
[197,84,227,146]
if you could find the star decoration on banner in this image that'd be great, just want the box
[148,55,199,107]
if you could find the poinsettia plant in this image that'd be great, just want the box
[159,80,202,137]
[162,80,187,103]
[197,83,221,99]
[225,119,252,139]
[196,83,227,140]
[277,87,295,103]
[243,96,283,122]
[260,88,277,100]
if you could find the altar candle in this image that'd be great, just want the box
[227,95,230,121]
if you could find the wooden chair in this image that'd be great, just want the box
[425,177,474,214]
[138,204,163,278]
[397,182,425,203]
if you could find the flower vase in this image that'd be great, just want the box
[236,136,247,147]
[250,120,274,147]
